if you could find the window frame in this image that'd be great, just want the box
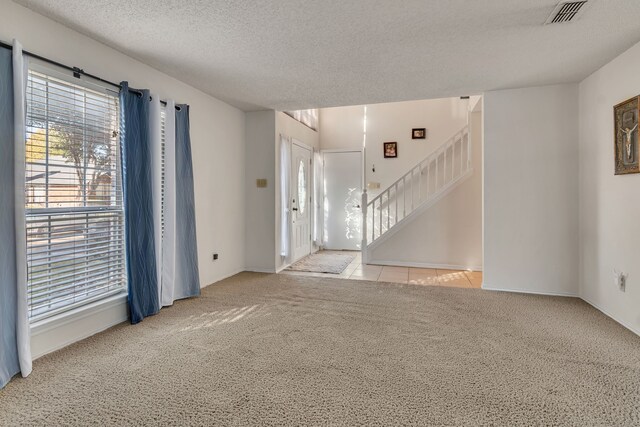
[25,59,127,322]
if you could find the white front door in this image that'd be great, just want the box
[323,151,363,250]
[291,143,312,262]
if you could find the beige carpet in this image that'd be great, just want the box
[1,273,639,426]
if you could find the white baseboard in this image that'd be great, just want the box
[368,259,482,271]
[481,283,579,298]
[30,292,128,360]
[30,267,247,360]
[482,284,639,337]
[580,296,640,337]
[28,270,638,364]
[202,267,246,288]
[275,263,291,273]
[244,267,276,273]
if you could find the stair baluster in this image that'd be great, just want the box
[362,125,472,256]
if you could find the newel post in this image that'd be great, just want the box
[361,189,368,263]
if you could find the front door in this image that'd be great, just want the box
[323,151,363,250]
[291,142,312,262]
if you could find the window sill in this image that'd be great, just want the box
[30,291,128,359]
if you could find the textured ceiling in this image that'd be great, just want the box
[14,0,640,111]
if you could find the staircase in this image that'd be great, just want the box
[361,125,472,262]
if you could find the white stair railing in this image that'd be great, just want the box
[361,125,471,256]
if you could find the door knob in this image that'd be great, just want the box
[292,207,298,211]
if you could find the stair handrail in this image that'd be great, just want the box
[367,126,469,210]
[361,125,470,260]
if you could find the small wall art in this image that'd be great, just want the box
[384,142,397,158]
[412,128,426,139]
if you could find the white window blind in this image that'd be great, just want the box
[160,107,166,238]
[25,61,126,321]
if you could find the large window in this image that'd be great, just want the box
[284,109,318,131]
[25,61,126,321]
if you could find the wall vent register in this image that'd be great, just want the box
[545,1,588,24]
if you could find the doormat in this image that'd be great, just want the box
[287,251,357,274]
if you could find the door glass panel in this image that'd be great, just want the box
[297,160,306,214]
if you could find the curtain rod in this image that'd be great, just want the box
[0,40,185,109]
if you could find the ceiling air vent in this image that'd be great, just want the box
[545,1,588,24]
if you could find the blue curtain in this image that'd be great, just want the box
[174,105,200,298]
[119,82,159,324]
[0,46,19,389]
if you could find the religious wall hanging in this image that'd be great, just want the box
[614,95,639,175]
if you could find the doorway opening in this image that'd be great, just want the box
[284,148,364,276]
[280,96,483,288]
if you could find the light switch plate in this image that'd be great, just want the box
[256,179,267,188]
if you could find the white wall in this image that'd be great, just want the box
[368,110,483,270]
[245,111,320,273]
[319,104,365,151]
[579,40,640,335]
[276,112,321,151]
[245,111,276,272]
[1,1,246,356]
[483,84,579,296]
[320,97,469,199]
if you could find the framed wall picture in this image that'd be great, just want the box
[614,95,639,175]
[384,142,397,158]
[412,128,426,139]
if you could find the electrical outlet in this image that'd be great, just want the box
[614,269,627,292]
[213,253,219,261]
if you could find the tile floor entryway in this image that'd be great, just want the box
[282,251,482,289]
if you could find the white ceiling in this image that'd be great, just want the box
[14,0,640,111]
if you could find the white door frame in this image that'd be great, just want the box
[321,148,364,250]
[290,139,314,263]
